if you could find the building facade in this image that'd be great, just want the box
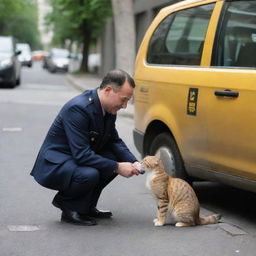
[37,0,53,50]
[100,0,179,76]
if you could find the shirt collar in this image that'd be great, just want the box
[97,89,106,116]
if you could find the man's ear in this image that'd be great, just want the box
[105,85,112,92]
[104,85,112,96]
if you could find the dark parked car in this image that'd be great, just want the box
[0,36,21,88]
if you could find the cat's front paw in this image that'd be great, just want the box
[153,218,164,226]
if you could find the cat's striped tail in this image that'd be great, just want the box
[199,214,221,225]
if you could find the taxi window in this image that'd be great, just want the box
[147,4,215,65]
[214,0,256,68]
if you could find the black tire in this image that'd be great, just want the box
[16,76,21,85]
[149,132,190,181]
[7,77,16,88]
[49,66,56,73]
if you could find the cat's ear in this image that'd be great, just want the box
[155,151,161,159]
[153,157,161,166]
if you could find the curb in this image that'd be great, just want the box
[118,109,134,119]
[66,74,86,92]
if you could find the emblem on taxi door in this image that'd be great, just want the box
[187,88,199,116]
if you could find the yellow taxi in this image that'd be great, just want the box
[133,0,256,192]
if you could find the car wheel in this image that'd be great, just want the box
[7,76,16,88]
[149,132,190,181]
[7,81,16,88]
[16,76,20,85]
[49,66,56,73]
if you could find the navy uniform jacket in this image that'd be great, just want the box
[30,88,137,191]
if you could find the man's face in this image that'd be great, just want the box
[104,81,134,115]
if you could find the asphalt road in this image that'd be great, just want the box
[0,62,256,256]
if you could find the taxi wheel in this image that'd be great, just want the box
[149,132,190,182]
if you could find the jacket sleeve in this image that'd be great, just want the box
[61,105,117,172]
[108,119,138,163]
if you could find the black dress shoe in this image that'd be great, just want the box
[52,197,62,210]
[89,208,113,218]
[61,210,97,226]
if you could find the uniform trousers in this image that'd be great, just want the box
[53,150,118,214]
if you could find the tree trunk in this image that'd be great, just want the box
[79,20,91,73]
[111,0,135,75]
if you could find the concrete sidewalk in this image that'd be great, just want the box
[66,73,134,119]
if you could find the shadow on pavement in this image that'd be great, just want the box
[194,181,256,225]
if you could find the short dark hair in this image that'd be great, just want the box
[99,69,135,90]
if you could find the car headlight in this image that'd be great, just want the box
[55,60,66,67]
[55,61,63,67]
[0,58,13,68]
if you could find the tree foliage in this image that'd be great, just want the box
[46,0,112,72]
[0,0,41,49]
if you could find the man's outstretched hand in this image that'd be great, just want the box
[116,162,141,178]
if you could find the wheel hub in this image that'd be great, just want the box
[156,147,175,176]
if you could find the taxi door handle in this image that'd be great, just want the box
[214,90,239,98]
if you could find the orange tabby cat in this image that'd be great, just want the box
[140,156,221,227]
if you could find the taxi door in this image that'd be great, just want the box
[200,0,256,180]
